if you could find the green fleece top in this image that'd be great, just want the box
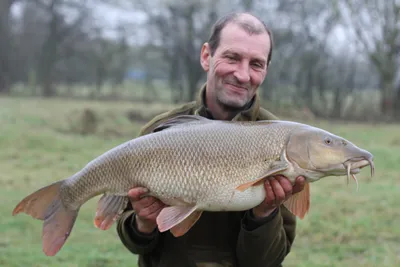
[116,84,297,267]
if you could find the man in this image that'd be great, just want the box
[117,12,305,267]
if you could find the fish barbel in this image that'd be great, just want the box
[12,115,374,256]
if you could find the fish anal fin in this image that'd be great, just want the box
[283,182,310,219]
[156,205,197,234]
[236,162,289,192]
[170,210,203,237]
[94,194,129,230]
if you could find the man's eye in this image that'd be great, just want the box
[252,62,264,68]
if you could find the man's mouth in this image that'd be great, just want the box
[224,81,249,92]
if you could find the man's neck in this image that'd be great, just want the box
[205,94,245,120]
[207,102,240,120]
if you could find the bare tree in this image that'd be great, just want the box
[339,0,400,117]
[131,0,222,102]
[0,0,19,94]
[29,0,90,97]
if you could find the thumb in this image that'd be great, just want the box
[128,187,149,201]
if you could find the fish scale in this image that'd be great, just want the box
[61,119,291,208]
[12,115,374,256]
[120,120,293,206]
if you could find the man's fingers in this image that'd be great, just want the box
[133,196,161,212]
[128,187,149,201]
[264,179,275,206]
[146,203,166,222]
[292,176,306,194]
[137,200,165,219]
[270,178,286,203]
[276,176,293,197]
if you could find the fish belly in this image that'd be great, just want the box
[197,184,266,212]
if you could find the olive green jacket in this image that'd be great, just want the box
[116,84,297,267]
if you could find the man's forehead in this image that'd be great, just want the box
[220,22,269,42]
[218,23,270,58]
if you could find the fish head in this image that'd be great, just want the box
[286,125,374,182]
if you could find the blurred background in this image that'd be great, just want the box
[1,0,399,119]
[1,0,399,267]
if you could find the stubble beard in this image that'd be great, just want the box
[216,90,249,113]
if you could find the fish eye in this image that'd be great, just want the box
[324,137,333,145]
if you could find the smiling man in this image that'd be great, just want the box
[117,12,305,267]
[202,16,271,120]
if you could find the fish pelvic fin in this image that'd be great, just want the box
[170,210,203,237]
[156,205,200,236]
[94,194,129,230]
[12,180,79,256]
[283,182,310,219]
[235,161,289,192]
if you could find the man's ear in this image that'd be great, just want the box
[200,43,211,72]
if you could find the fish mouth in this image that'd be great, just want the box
[343,156,375,191]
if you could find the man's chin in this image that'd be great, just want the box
[217,97,248,112]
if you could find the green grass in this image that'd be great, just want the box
[1,96,399,266]
[282,120,400,267]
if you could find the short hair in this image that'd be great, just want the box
[207,12,273,66]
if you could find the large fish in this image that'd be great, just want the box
[12,115,374,256]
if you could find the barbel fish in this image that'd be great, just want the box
[12,115,374,256]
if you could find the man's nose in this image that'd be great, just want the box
[233,62,251,84]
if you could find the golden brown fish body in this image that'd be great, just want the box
[12,115,374,256]
[63,117,290,210]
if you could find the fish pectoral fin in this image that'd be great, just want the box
[170,210,203,237]
[94,194,129,230]
[235,161,289,192]
[283,182,310,219]
[156,205,199,236]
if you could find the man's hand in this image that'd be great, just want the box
[128,187,166,234]
[252,176,306,218]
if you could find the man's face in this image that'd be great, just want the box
[201,23,271,109]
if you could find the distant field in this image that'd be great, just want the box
[1,96,399,267]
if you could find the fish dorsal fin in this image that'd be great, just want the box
[236,161,289,192]
[153,115,209,133]
[283,182,310,219]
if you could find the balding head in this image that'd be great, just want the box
[207,12,273,66]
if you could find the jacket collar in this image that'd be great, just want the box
[193,83,261,121]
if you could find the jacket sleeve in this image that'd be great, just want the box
[236,205,297,267]
[116,209,161,254]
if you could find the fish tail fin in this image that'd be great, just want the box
[12,180,79,256]
[42,196,78,256]
[12,180,65,219]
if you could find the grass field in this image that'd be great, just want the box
[1,96,399,267]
